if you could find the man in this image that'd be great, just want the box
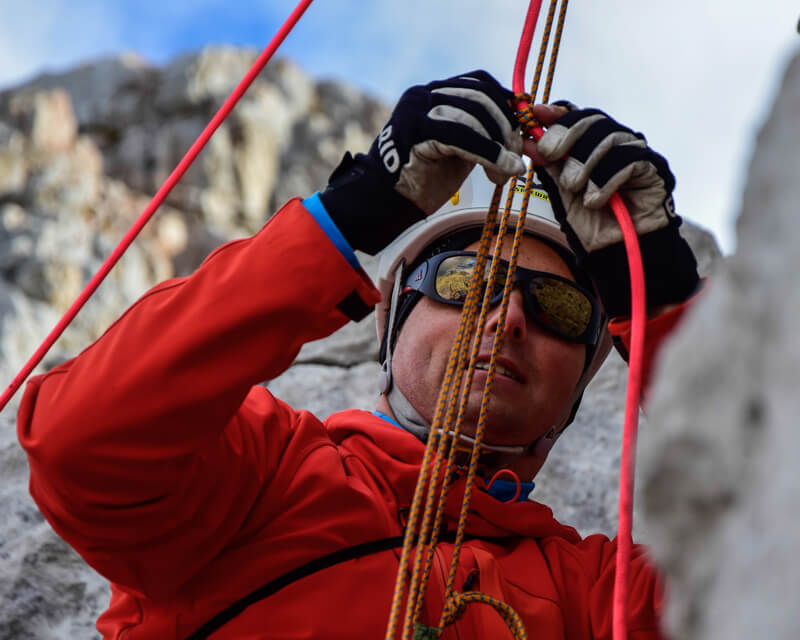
[17,71,699,638]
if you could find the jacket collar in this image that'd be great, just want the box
[325,410,581,544]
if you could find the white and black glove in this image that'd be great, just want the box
[534,105,699,317]
[320,70,524,254]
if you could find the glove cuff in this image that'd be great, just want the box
[320,152,426,255]
[587,220,700,318]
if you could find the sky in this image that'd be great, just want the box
[1,1,798,254]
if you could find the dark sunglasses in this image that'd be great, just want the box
[404,251,603,345]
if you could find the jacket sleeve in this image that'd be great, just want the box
[16,198,380,599]
[587,537,668,640]
[543,535,668,640]
[607,282,705,396]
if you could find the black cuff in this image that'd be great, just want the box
[587,220,699,318]
[319,153,425,255]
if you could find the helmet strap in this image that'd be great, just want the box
[386,382,527,455]
[548,364,594,440]
[386,381,431,441]
[379,260,406,395]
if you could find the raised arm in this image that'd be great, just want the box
[16,70,527,599]
[17,201,380,597]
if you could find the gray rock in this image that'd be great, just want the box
[0,53,156,129]
[680,218,724,277]
[641,49,800,639]
[535,352,629,537]
[0,123,27,196]
[155,47,260,112]
[30,90,78,152]
[267,361,383,418]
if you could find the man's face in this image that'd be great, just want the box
[389,235,586,452]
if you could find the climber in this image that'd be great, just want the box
[17,70,699,638]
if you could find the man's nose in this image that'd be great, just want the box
[485,288,527,343]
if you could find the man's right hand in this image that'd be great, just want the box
[320,70,524,255]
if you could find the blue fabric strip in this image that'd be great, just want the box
[372,410,405,430]
[487,478,535,503]
[371,411,534,502]
[303,193,360,271]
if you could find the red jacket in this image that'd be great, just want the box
[17,198,681,639]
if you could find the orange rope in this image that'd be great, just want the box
[405,177,519,634]
[385,189,502,640]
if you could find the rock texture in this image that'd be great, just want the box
[641,49,800,639]
[0,48,722,638]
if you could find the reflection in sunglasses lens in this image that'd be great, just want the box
[531,279,591,338]
[435,256,474,301]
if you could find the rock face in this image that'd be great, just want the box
[640,49,800,639]
[0,48,723,638]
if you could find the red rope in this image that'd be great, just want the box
[512,0,543,98]
[487,469,523,503]
[0,0,315,414]
[511,4,648,639]
[609,193,647,640]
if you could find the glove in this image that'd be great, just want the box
[320,70,525,255]
[533,105,699,317]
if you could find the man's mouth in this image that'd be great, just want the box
[474,361,522,383]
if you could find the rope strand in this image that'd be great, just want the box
[385,3,572,638]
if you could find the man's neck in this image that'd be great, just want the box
[373,397,548,481]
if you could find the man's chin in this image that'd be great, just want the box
[437,398,554,449]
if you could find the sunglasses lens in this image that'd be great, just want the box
[529,278,593,339]
[434,255,476,302]
[435,256,509,303]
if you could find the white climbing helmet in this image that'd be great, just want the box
[375,164,613,432]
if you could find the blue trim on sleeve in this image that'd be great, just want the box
[372,411,405,430]
[303,193,360,271]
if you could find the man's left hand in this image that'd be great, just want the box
[524,104,700,318]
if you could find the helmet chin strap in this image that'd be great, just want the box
[384,380,529,455]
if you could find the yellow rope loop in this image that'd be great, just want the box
[514,95,540,136]
[439,591,528,640]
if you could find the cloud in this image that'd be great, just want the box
[0,1,123,89]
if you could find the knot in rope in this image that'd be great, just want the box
[439,591,528,639]
[513,93,540,135]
